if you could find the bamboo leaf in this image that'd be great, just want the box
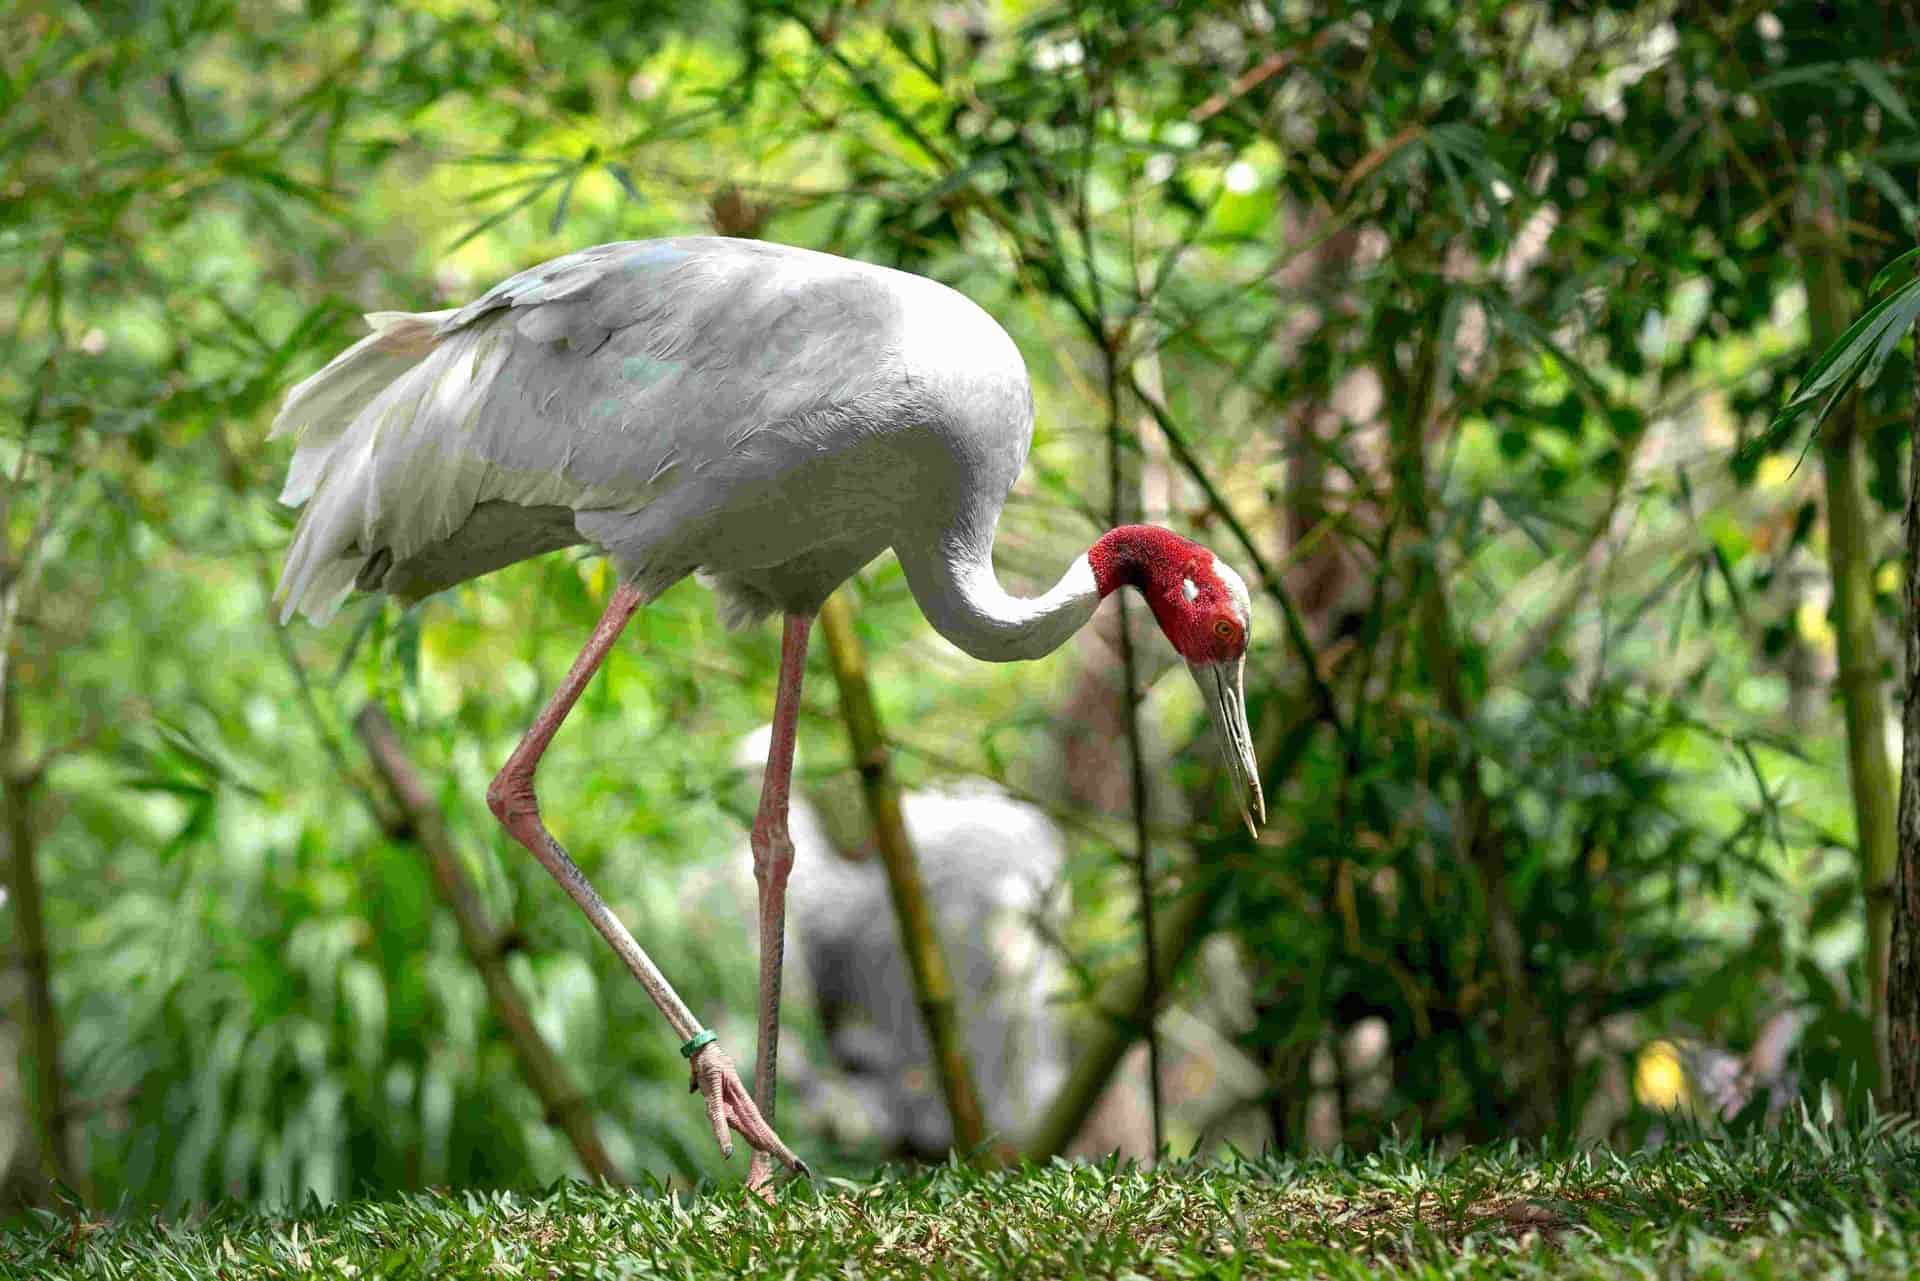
[1862,166,1919,240]
[605,162,643,203]
[1869,246,1920,299]
[1764,274,1920,443]
[1849,60,1915,130]
[549,168,579,234]
[1476,289,1609,408]
[446,177,560,252]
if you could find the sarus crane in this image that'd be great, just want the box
[271,236,1264,1185]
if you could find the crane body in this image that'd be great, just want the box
[273,236,1263,1187]
[276,237,1029,643]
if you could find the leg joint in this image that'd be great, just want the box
[750,821,795,880]
[486,768,539,825]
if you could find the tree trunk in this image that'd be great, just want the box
[1888,278,1920,1112]
[1805,211,1899,1100]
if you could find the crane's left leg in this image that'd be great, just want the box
[486,583,803,1178]
[746,610,813,1193]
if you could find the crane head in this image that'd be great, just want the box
[1089,525,1265,835]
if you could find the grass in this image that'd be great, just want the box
[6,1115,1919,1279]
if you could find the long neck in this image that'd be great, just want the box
[898,524,1189,663]
[898,539,1103,663]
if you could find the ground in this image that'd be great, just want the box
[6,1119,1918,1279]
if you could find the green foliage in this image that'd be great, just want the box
[7,1122,1920,1279]
[5,0,1918,1211]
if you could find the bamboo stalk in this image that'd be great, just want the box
[2,675,76,1197]
[815,591,991,1157]
[0,365,82,1202]
[1805,204,1900,1101]
[353,705,626,1184]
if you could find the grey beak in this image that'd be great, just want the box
[1188,658,1265,836]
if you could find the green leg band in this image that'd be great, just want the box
[680,1029,718,1059]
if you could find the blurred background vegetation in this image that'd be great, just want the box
[4,0,1919,1211]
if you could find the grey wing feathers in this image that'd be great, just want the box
[272,238,908,624]
[273,310,453,506]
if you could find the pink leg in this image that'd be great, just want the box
[485,582,803,1176]
[746,611,813,1192]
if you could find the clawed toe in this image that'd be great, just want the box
[688,1041,807,1175]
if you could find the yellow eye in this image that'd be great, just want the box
[1213,619,1237,642]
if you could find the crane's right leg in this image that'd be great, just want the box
[485,581,803,1176]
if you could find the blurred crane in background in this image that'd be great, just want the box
[789,784,1069,1153]
[723,729,1068,1154]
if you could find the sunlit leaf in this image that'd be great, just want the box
[1765,272,1920,444]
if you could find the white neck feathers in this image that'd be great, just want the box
[899,544,1102,663]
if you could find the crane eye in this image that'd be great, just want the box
[1213,619,1237,642]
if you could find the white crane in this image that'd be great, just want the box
[272,236,1264,1186]
[722,729,1069,1153]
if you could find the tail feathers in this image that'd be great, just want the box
[274,310,455,622]
[274,310,454,505]
[278,555,361,625]
[274,312,537,624]
[276,454,379,624]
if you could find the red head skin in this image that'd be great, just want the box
[1088,525,1249,664]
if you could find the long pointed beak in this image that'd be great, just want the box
[1188,658,1265,836]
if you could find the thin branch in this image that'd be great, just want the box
[1075,20,1165,1157]
[1189,30,1335,124]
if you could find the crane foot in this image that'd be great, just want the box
[687,1041,809,1178]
